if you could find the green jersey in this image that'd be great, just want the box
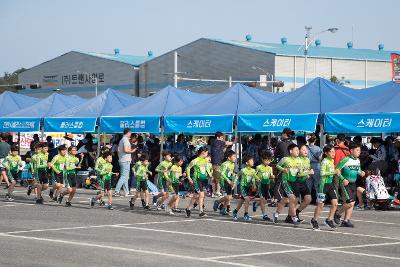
[277,156,300,183]
[65,154,79,174]
[32,152,48,171]
[239,166,256,188]
[170,164,183,184]
[4,155,23,172]
[336,156,362,183]
[51,154,67,174]
[297,156,311,182]
[98,161,113,181]
[319,157,335,193]
[156,160,172,181]
[186,157,210,181]
[220,160,235,183]
[95,157,106,174]
[256,164,273,185]
[136,163,151,182]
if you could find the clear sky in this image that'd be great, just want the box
[0,0,398,74]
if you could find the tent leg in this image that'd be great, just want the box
[159,126,164,163]
[17,132,21,155]
[103,132,106,147]
[238,133,242,169]
[97,126,101,157]
[319,124,325,148]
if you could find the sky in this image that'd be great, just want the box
[0,0,399,74]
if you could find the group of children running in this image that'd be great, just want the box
[2,140,364,231]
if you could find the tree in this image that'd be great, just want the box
[330,75,350,86]
[0,68,27,92]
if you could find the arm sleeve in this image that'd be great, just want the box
[220,163,229,182]
[50,156,58,172]
[185,159,195,180]
[136,166,146,177]
[335,157,349,181]
[276,158,286,172]
[255,166,262,183]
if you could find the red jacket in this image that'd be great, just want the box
[334,144,350,166]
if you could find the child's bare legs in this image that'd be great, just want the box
[260,198,267,215]
[328,199,338,220]
[298,195,311,212]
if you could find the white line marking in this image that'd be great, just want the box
[0,233,260,267]
[207,241,400,260]
[204,218,400,241]
[300,214,400,226]
[112,225,313,249]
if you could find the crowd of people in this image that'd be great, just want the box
[1,128,399,231]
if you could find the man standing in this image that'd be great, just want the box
[274,128,294,161]
[210,132,232,197]
[114,128,136,197]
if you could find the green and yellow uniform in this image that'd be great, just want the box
[65,154,80,187]
[336,156,362,203]
[276,156,300,196]
[4,155,23,181]
[136,162,151,192]
[239,166,257,198]
[51,154,67,184]
[186,157,210,192]
[98,161,113,191]
[256,164,273,198]
[170,164,183,194]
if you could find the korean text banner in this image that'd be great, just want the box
[100,116,160,133]
[164,115,234,133]
[0,118,40,132]
[324,113,400,133]
[238,114,318,132]
[44,118,97,133]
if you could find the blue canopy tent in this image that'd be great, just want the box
[325,83,400,133]
[0,94,87,132]
[0,91,39,117]
[237,78,363,133]
[164,83,283,133]
[100,86,213,133]
[344,81,400,100]
[44,88,142,133]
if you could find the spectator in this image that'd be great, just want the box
[46,136,55,149]
[246,134,262,165]
[274,128,294,161]
[369,137,388,175]
[172,134,189,163]
[307,134,322,195]
[62,133,74,149]
[333,134,350,166]
[30,134,40,152]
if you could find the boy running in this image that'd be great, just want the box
[154,151,173,209]
[4,146,24,201]
[185,146,210,217]
[50,145,67,202]
[90,152,117,210]
[57,146,83,206]
[30,143,50,204]
[213,150,237,216]
[273,144,301,225]
[255,151,275,221]
[166,155,184,215]
[129,153,152,210]
[335,143,365,228]
[311,145,339,230]
[232,155,257,221]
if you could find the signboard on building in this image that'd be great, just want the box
[391,53,400,83]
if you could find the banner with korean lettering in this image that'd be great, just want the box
[164,115,234,133]
[324,113,400,133]
[238,114,318,133]
[100,116,160,133]
[0,118,40,132]
[44,117,97,133]
[391,53,400,83]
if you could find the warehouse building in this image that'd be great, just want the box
[18,49,153,98]
[138,37,397,95]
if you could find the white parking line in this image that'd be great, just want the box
[300,214,400,226]
[0,233,260,267]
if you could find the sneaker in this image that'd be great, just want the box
[185,208,191,217]
[296,209,304,222]
[90,197,95,208]
[213,200,219,211]
[156,205,162,211]
[268,202,277,207]
[165,206,170,213]
[310,218,320,230]
[99,200,106,206]
[220,208,228,216]
[364,205,372,210]
[144,205,151,210]
[211,194,218,198]
[168,209,175,215]
[272,213,278,224]
[57,194,64,204]
[354,206,364,211]
[152,196,158,205]
[292,217,301,226]
[113,192,120,197]
[244,213,252,221]
[325,219,337,230]
[340,220,354,228]
[334,213,341,225]
[199,211,207,217]
[172,208,181,213]
[232,210,238,221]
[160,204,165,210]
[193,202,198,209]
[141,199,146,208]
[252,201,257,212]
[129,200,134,210]
[108,204,114,210]
[284,215,293,224]
[52,196,58,202]
[35,198,43,204]
[65,201,72,207]
[262,214,271,221]
[27,185,33,196]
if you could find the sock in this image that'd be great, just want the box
[274,212,279,218]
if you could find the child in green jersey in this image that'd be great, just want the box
[185,146,210,218]
[90,152,118,210]
[255,151,275,221]
[311,145,339,230]
[57,146,83,206]
[335,143,365,228]
[166,155,184,215]
[293,144,314,222]
[29,143,48,204]
[273,144,300,225]
[154,151,173,210]
[213,150,236,216]
[4,146,24,201]
[232,155,257,221]
[129,153,152,210]
[50,145,68,201]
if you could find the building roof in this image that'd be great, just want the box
[79,51,153,67]
[210,38,398,62]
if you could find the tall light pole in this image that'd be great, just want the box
[251,66,275,92]
[302,27,338,85]
[77,71,98,96]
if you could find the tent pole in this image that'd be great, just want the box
[103,132,106,147]
[234,121,239,170]
[159,125,164,163]
[97,126,101,157]
[17,132,21,155]
[319,124,325,148]
[238,133,242,169]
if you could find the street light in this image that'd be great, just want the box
[251,66,275,92]
[301,26,338,85]
[77,70,98,96]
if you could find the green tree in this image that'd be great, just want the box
[330,75,350,86]
[0,68,26,92]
